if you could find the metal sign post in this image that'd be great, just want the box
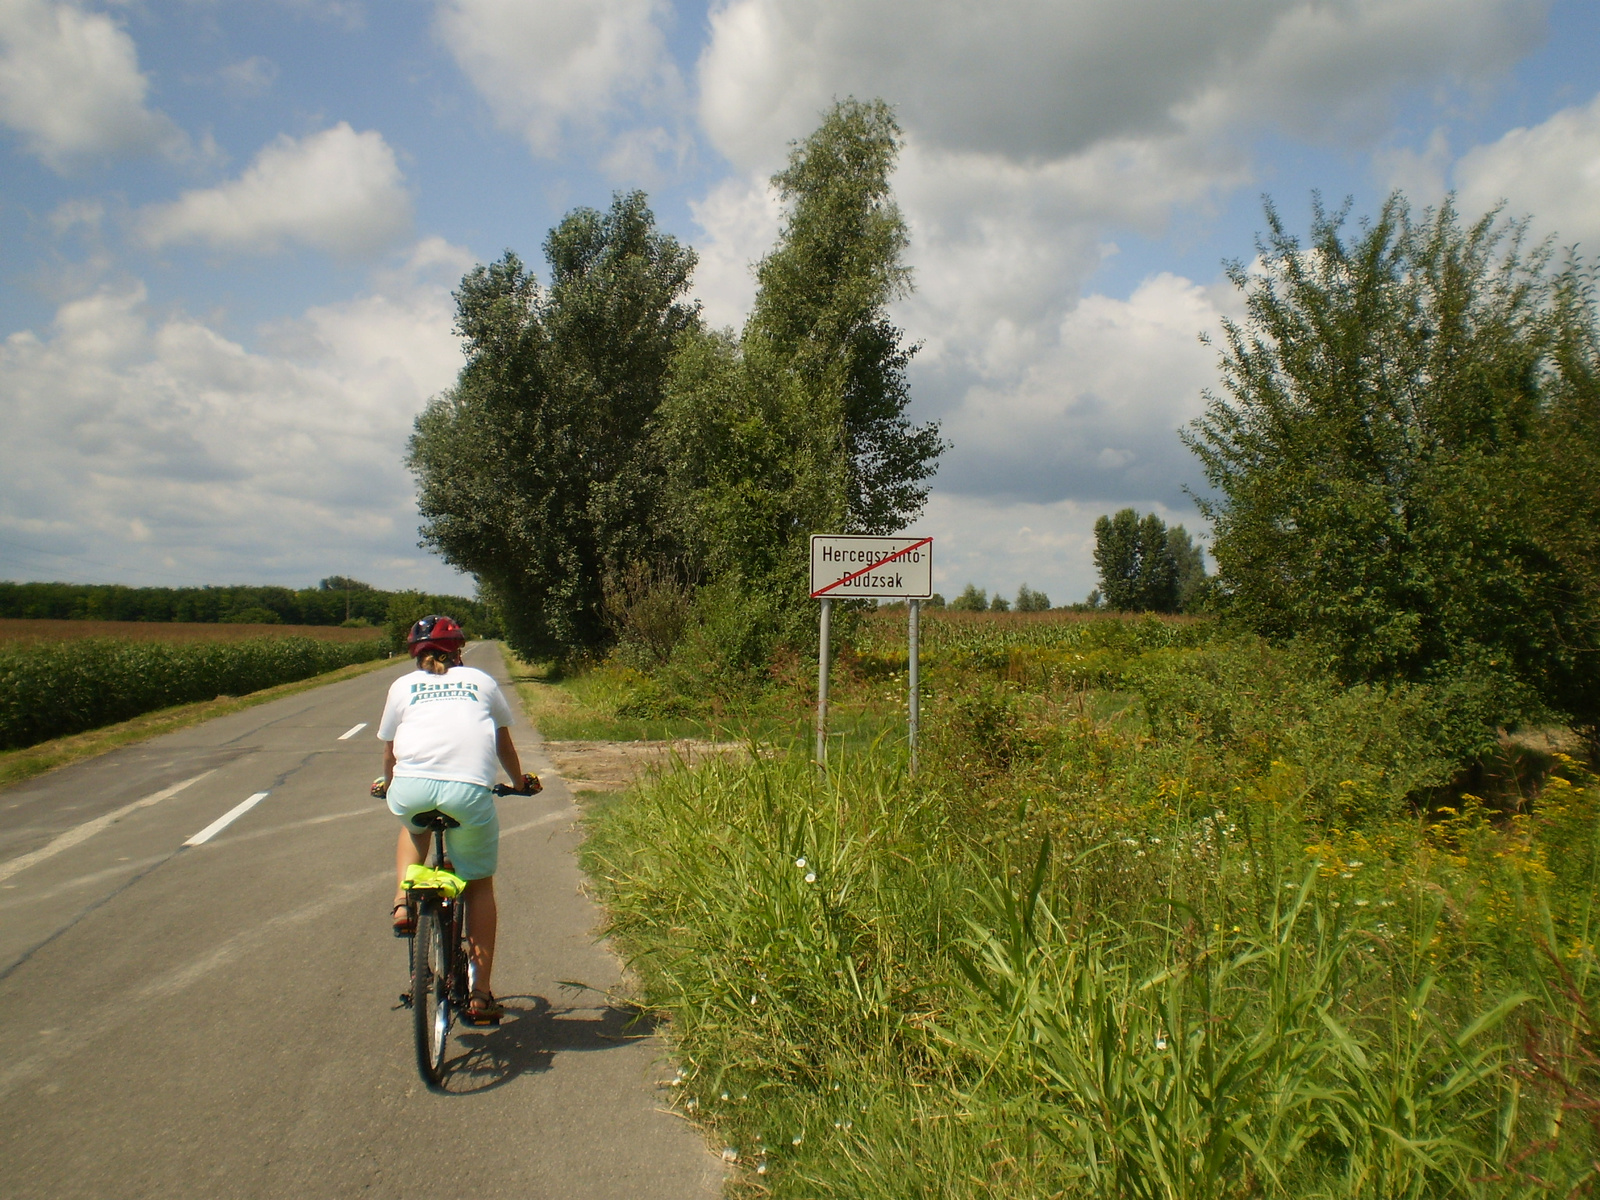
[908,598,920,773]
[809,534,933,772]
[815,597,832,768]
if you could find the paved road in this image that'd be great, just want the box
[0,643,720,1199]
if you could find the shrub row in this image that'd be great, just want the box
[0,636,386,750]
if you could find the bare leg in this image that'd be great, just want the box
[464,876,497,995]
[394,827,430,911]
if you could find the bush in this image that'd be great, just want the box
[0,636,384,750]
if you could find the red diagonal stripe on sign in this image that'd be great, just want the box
[811,537,933,598]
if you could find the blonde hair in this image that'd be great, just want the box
[417,649,455,675]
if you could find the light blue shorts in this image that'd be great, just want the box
[387,777,499,880]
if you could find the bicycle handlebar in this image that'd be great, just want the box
[372,773,543,800]
[493,774,542,797]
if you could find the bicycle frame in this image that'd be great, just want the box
[402,816,471,1088]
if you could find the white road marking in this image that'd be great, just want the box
[184,793,269,846]
[337,722,368,740]
[0,803,583,1091]
[501,805,579,837]
[0,771,215,885]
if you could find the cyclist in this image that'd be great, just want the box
[372,615,538,1026]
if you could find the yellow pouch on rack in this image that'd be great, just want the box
[403,863,467,897]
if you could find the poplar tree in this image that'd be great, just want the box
[658,98,944,607]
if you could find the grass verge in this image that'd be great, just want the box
[505,654,893,750]
[0,654,398,790]
[581,613,1600,1197]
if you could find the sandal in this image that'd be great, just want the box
[391,901,415,938]
[463,990,503,1026]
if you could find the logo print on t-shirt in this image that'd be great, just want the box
[407,679,481,706]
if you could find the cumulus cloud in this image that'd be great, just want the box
[928,272,1224,508]
[697,0,1545,172]
[686,0,1543,596]
[138,124,412,257]
[0,0,184,170]
[1454,92,1600,251]
[687,171,783,329]
[435,0,681,163]
[0,246,472,588]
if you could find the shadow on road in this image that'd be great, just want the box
[440,993,660,1094]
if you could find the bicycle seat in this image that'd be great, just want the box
[409,809,461,831]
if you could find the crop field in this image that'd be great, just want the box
[580,610,1600,1198]
[0,633,386,750]
[0,618,383,645]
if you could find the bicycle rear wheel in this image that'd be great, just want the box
[411,902,454,1088]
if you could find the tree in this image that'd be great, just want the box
[658,99,945,611]
[1185,193,1600,733]
[949,583,988,612]
[1015,583,1051,612]
[1093,508,1180,612]
[410,193,699,660]
[1166,527,1208,612]
[989,593,1011,612]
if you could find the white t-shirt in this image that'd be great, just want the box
[377,665,514,787]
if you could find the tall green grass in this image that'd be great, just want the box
[0,635,386,749]
[584,617,1600,1197]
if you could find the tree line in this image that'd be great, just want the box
[0,578,494,640]
[408,99,943,668]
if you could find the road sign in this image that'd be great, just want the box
[809,535,933,599]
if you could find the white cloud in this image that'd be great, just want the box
[687,171,783,330]
[1374,126,1453,203]
[0,246,472,589]
[435,0,681,162]
[688,0,1539,601]
[930,272,1224,507]
[0,0,184,170]
[138,124,412,257]
[217,55,278,99]
[697,0,1545,173]
[1454,92,1600,251]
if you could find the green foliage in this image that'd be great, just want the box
[1167,526,1208,612]
[949,583,987,612]
[410,100,941,671]
[410,192,699,661]
[0,578,436,626]
[1094,508,1183,612]
[1186,194,1600,732]
[1015,583,1052,612]
[219,607,281,624]
[0,636,383,750]
[745,97,944,540]
[382,591,499,654]
[653,99,943,659]
[585,614,1600,1196]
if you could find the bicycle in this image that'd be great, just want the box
[392,777,540,1090]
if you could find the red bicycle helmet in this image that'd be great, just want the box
[407,614,465,658]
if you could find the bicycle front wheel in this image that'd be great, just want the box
[410,904,453,1088]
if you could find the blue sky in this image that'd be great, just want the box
[1,0,1596,603]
